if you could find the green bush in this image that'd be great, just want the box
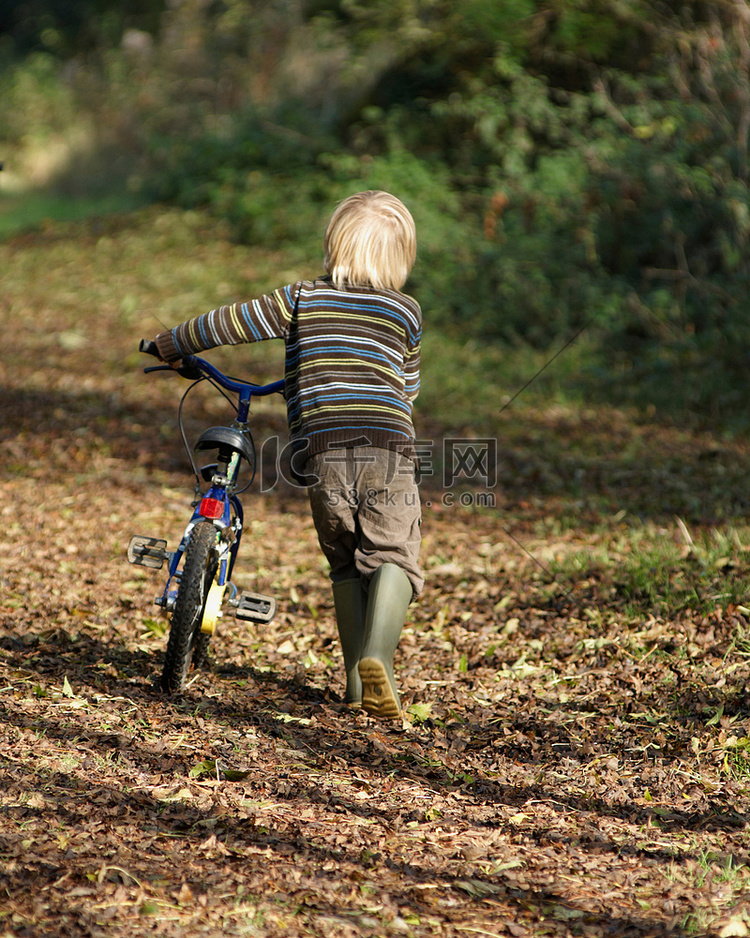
[3,0,749,431]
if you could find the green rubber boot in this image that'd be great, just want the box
[332,578,368,707]
[358,563,413,720]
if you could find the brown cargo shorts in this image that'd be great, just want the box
[305,446,423,598]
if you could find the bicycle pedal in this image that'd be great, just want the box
[127,535,169,569]
[234,591,276,623]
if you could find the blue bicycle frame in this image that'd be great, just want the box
[158,355,284,616]
[129,343,284,633]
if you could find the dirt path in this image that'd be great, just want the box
[2,211,750,937]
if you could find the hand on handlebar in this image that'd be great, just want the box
[139,339,200,379]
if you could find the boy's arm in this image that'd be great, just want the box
[154,284,300,362]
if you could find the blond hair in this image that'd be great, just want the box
[323,190,416,291]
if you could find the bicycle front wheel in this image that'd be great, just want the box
[160,521,220,693]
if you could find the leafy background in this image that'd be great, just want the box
[3,3,750,937]
[2,0,749,430]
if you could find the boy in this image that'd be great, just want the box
[153,190,422,719]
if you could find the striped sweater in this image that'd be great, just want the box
[155,278,422,463]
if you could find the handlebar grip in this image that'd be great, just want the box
[139,339,161,358]
[139,338,202,379]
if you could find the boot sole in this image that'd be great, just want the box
[358,657,401,719]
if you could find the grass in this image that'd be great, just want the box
[672,851,750,935]
[417,330,589,434]
[546,522,750,617]
[0,187,147,239]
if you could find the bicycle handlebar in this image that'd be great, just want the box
[139,339,284,397]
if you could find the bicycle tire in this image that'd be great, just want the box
[160,521,219,693]
[191,631,211,672]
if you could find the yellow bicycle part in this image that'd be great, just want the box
[201,582,226,635]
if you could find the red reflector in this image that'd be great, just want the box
[199,497,224,519]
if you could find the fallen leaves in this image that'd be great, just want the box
[2,209,750,937]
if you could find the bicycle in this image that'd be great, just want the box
[128,339,285,693]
